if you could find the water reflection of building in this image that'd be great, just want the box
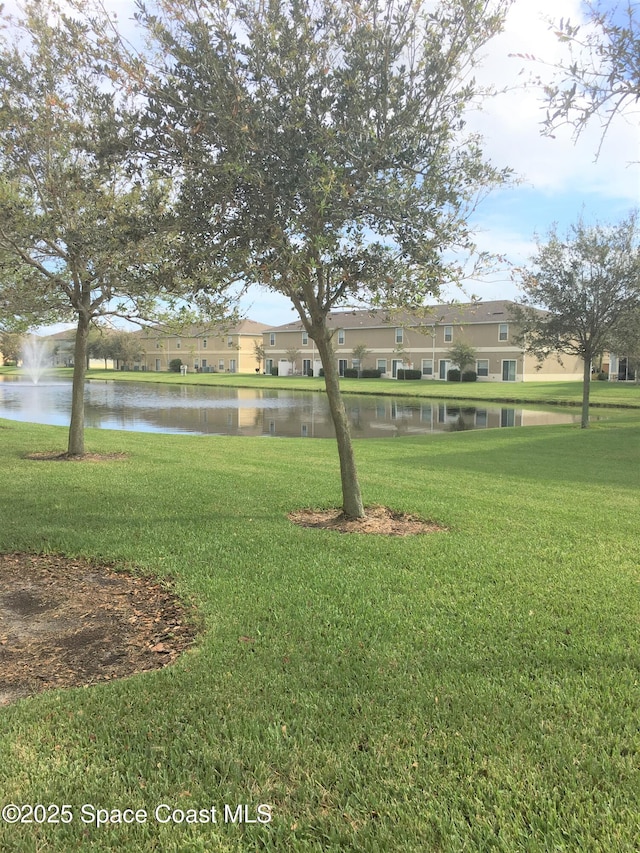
[91,389,577,438]
[2,380,583,437]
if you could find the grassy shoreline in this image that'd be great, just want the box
[3,364,640,409]
[0,414,638,850]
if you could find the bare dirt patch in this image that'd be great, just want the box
[0,553,197,707]
[288,504,446,536]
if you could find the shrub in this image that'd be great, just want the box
[397,369,421,380]
[270,366,279,376]
[361,368,383,378]
[319,368,324,377]
[596,372,608,381]
[168,358,182,373]
[343,368,359,378]
[462,370,477,382]
[447,368,461,381]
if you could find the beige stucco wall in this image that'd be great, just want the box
[140,332,263,373]
[264,320,585,382]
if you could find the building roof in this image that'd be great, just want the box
[265,300,526,332]
[135,318,268,338]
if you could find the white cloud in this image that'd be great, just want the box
[470,0,640,199]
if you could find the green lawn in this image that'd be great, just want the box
[85,368,640,409]
[0,413,638,851]
[4,364,640,410]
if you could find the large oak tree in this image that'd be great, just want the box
[139,0,512,516]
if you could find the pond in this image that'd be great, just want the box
[0,377,588,438]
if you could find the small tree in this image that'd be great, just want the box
[513,214,640,428]
[141,0,513,517]
[351,343,371,378]
[254,342,266,373]
[0,331,23,365]
[0,1,230,456]
[285,348,301,375]
[446,341,477,380]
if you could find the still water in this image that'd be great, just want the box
[0,378,587,438]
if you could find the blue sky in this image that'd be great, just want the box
[34,0,640,331]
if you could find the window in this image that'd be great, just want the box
[269,333,276,346]
[498,323,508,341]
[421,359,433,376]
[302,331,308,346]
[338,329,345,345]
[476,359,489,377]
[443,325,453,343]
[227,336,233,347]
[377,359,387,374]
[203,339,207,348]
[218,359,225,371]
[229,358,237,372]
[176,340,181,349]
[395,328,403,344]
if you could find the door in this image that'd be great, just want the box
[439,359,451,380]
[502,360,516,382]
[392,359,403,378]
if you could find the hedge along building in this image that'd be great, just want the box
[262,300,584,382]
[136,319,268,374]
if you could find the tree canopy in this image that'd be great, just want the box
[543,1,640,155]
[446,340,478,379]
[0,0,232,455]
[513,213,640,427]
[139,0,513,516]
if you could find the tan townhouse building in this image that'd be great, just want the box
[262,300,584,382]
[136,319,268,374]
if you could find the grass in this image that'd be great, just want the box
[4,364,640,410]
[0,410,638,851]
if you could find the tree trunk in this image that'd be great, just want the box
[581,355,591,429]
[67,312,90,455]
[313,329,365,519]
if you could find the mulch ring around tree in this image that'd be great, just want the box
[288,504,447,536]
[0,553,198,707]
